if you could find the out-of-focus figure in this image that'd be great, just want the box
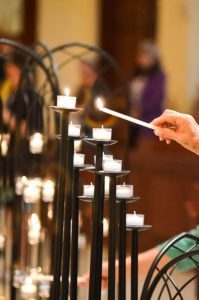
[76,59,110,136]
[129,41,166,146]
[0,52,27,136]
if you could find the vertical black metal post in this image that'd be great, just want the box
[108,175,117,300]
[89,143,104,300]
[131,229,138,300]
[61,138,74,299]
[51,113,69,300]
[118,200,126,300]
[70,167,80,300]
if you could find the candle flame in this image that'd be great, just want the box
[96,97,104,110]
[90,182,93,186]
[134,211,136,215]
[64,87,70,96]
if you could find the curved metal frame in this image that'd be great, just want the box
[141,232,199,300]
[0,38,58,100]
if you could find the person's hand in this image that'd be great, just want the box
[152,109,199,155]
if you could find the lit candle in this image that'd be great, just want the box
[42,180,55,202]
[97,98,156,130]
[94,152,113,165]
[28,213,41,245]
[83,182,94,197]
[68,121,81,137]
[103,159,122,172]
[21,276,37,298]
[23,178,41,203]
[15,176,28,196]
[29,132,44,154]
[57,87,77,108]
[126,211,144,226]
[0,234,5,250]
[73,152,85,166]
[39,281,50,298]
[92,126,112,140]
[116,183,133,198]
[0,134,10,156]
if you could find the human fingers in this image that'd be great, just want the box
[154,127,177,141]
[152,110,177,127]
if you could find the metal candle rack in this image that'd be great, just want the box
[50,106,82,300]
[50,105,151,300]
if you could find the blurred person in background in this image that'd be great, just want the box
[1,52,28,136]
[129,41,166,146]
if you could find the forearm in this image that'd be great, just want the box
[126,247,170,279]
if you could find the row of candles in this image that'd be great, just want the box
[15,176,55,203]
[57,92,145,227]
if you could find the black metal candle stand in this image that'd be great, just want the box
[70,164,94,300]
[126,225,152,300]
[50,115,151,300]
[50,105,83,300]
[83,138,118,300]
[94,170,131,300]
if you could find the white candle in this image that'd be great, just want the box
[97,98,156,130]
[94,152,113,165]
[21,276,37,297]
[92,126,112,140]
[28,213,41,245]
[29,132,44,154]
[116,183,133,198]
[103,159,122,172]
[0,134,10,156]
[57,88,76,108]
[15,176,28,196]
[83,182,94,197]
[68,122,81,137]
[39,281,50,298]
[42,180,55,202]
[0,234,5,250]
[73,153,85,166]
[23,179,41,203]
[126,211,144,226]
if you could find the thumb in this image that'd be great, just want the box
[154,128,177,141]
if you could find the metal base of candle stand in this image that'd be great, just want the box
[117,197,140,300]
[61,137,75,299]
[70,167,79,300]
[50,106,81,300]
[70,165,94,300]
[83,138,119,300]
[126,225,152,300]
[93,170,131,300]
[108,175,117,300]
[87,142,105,300]
[50,112,69,300]
[79,196,140,203]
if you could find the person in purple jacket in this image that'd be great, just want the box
[129,41,166,146]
